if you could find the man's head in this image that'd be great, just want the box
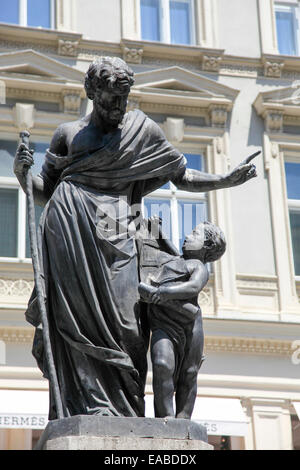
[84,56,135,128]
[182,221,226,263]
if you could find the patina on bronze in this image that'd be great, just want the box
[14,56,259,420]
[138,217,226,419]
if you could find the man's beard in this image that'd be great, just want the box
[98,106,125,128]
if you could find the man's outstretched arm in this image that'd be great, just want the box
[172,151,260,193]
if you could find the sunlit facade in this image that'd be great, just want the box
[0,0,300,450]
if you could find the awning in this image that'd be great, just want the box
[293,402,300,419]
[145,395,249,436]
[0,390,49,429]
[192,397,249,436]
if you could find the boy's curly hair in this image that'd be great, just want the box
[193,221,226,263]
[84,56,135,100]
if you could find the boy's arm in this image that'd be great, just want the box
[151,261,209,304]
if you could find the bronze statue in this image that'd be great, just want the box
[138,217,226,419]
[13,56,258,420]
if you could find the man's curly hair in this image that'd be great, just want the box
[84,56,135,100]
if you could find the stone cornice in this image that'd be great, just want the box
[1,24,300,78]
[0,324,295,358]
[204,335,294,356]
[130,66,238,126]
[145,372,300,400]
[253,83,300,131]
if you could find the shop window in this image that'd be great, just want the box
[140,0,195,45]
[208,435,232,450]
[143,153,207,251]
[275,2,299,55]
[285,161,300,276]
[31,429,43,449]
[0,0,55,29]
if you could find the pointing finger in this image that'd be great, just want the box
[242,150,261,165]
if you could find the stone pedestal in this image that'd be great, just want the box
[35,415,213,450]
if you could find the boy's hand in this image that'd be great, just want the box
[150,287,169,304]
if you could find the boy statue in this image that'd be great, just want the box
[138,217,226,419]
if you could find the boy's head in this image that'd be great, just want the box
[182,221,226,263]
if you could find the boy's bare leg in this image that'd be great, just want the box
[151,329,176,418]
[175,314,204,419]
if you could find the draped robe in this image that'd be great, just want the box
[26,109,186,419]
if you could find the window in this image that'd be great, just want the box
[285,161,300,275]
[0,188,18,257]
[0,139,46,259]
[275,2,299,55]
[0,0,55,29]
[143,153,207,252]
[140,0,195,45]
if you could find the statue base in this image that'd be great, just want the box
[35,415,213,450]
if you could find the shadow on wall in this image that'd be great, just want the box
[247,107,264,148]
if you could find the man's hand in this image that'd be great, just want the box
[14,143,34,176]
[223,151,260,188]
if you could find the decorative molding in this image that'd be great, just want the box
[265,111,284,133]
[130,66,238,123]
[0,49,84,82]
[202,55,222,73]
[0,49,86,129]
[58,38,79,57]
[1,23,300,79]
[204,335,294,357]
[253,83,300,131]
[62,89,82,114]
[236,274,278,292]
[0,279,33,297]
[122,46,143,64]
[235,273,280,313]
[209,105,228,128]
[127,97,140,111]
[198,288,213,307]
[0,327,34,344]
[264,60,285,78]
[140,102,209,122]
[6,87,61,103]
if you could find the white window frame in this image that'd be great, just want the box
[142,148,207,250]
[139,0,196,45]
[260,133,300,319]
[285,156,300,280]
[122,0,219,48]
[17,0,56,29]
[0,132,48,263]
[274,1,300,56]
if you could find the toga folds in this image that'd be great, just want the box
[25,109,186,419]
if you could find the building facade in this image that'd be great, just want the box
[0,0,299,450]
